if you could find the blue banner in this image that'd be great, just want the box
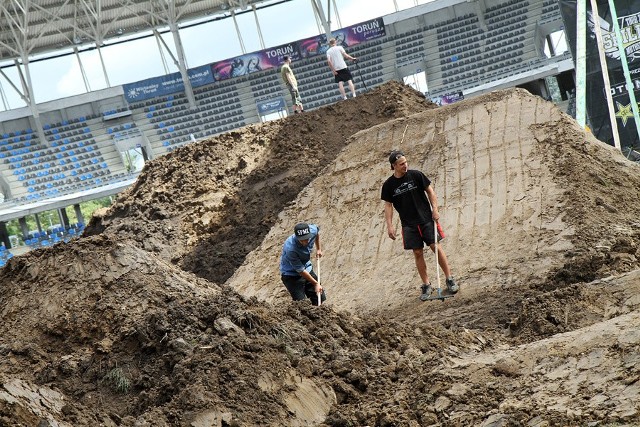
[124,64,214,103]
[257,97,286,114]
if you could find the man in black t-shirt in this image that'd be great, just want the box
[381,150,459,301]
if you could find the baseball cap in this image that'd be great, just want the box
[389,150,405,166]
[294,223,312,241]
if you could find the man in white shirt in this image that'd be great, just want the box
[326,38,357,100]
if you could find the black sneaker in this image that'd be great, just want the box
[446,277,459,294]
[420,283,433,301]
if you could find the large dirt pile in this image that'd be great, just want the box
[85,81,434,284]
[1,82,639,426]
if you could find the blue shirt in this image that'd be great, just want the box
[279,224,319,276]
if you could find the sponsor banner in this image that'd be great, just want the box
[257,97,286,114]
[298,17,386,58]
[431,92,464,106]
[212,42,301,81]
[125,18,385,101]
[560,0,640,148]
[123,64,214,103]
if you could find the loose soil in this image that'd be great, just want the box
[1,81,639,426]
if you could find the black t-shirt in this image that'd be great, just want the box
[381,169,432,226]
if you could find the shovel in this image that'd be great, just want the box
[316,256,322,306]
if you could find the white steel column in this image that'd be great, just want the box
[575,0,587,127]
[15,57,46,144]
[168,21,196,108]
[0,74,11,110]
[331,0,342,29]
[232,10,247,54]
[252,4,266,49]
[154,30,172,75]
[310,0,332,39]
[97,45,111,88]
[74,47,92,93]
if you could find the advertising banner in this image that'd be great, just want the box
[212,42,301,81]
[123,64,214,103]
[431,91,464,106]
[257,97,286,115]
[213,17,387,78]
[125,18,386,102]
[560,0,640,148]
[298,17,386,58]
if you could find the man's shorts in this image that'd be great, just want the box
[281,271,326,305]
[334,68,353,83]
[287,85,302,106]
[402,222,443,250]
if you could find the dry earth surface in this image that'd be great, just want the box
[1,81,639,427]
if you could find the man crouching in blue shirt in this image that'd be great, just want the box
[280,222,326,305]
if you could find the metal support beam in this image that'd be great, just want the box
[310,0,332,39]
[590,0,620,150]
[252,4,266,49]
[231,10,247,54]
[73,204,84,225]
[18,217,28,241]
[97,45,111,88]
[546,34,556,57]
[74,47,92,93]
[168,21,196,108]
[576,0,587,127]
[153,31,171,75]
[14,57,47,145]
[331,0,342,29]
[0,80,8,111]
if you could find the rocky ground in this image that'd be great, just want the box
[1,81,639,426]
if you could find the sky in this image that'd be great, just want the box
[0,0,437,111]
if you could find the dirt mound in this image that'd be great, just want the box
[1,82,640,426]
[85,80,434,284]
[230,88,640,335]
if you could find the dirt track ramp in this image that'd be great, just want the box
[227,88,636,316]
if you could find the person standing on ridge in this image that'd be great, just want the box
[280,55,304,114]
[381,150,459,301]
[280,223,325,305]
[326,38,357,100]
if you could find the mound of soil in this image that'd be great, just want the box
[1,82,639,426]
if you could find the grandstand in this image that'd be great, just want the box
[0,0,573,255]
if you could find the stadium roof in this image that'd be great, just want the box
[0,0,282,62]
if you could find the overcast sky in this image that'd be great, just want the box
[0,0,437,110]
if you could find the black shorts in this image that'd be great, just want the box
[402,222,443,250]
[334,68,353,83]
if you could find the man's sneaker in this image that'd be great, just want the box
[446,277,459,294]
[420,283,433,301]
